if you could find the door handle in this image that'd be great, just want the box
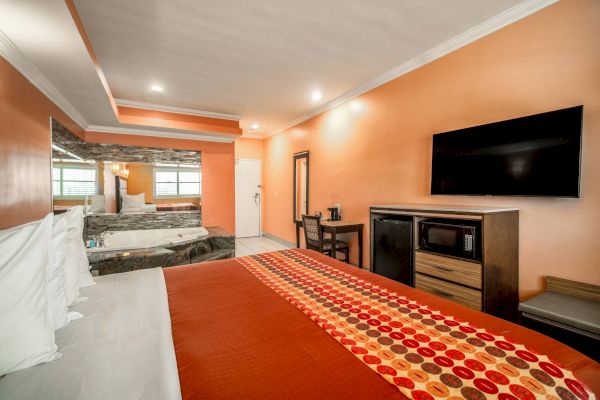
[253,192,260,205]
[434,265,453,273]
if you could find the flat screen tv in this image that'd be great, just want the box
[431,105,583,197]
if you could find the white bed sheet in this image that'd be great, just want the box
[0,268,181,400]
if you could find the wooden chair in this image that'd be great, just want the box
[301,215,350,263]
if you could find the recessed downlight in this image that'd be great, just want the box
[311,90,323,102]
[251,123,260,130]
[350,100,363,111]
[150,84,164,92]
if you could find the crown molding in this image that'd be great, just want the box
[239,132,264,140]
[266,0,558,138]
[0,28,90,130]
[86,124,237,143]
[114,98,243,121]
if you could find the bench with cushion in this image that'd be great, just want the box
[519,276,600,361]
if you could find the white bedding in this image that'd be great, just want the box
[0,268,181,400]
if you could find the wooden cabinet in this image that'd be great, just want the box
[415,273,482,311]
[370,204,519,322]
[415,251,481,290]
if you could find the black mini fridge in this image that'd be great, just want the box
[373,218,414,286]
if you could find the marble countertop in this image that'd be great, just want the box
[87,247,174,263]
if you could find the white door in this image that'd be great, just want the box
[235,159,261,238]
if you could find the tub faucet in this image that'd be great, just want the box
[98,232,107,247]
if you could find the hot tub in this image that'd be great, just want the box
[87,226,209,253]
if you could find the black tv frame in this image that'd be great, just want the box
[430,105,583,198]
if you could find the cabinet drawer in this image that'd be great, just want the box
[415,251,482,289]
[415,273,482,311]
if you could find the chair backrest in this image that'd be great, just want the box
[302,214,323,251]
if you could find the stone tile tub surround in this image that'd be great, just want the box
[52,119,201,164]
[84,211,201,240]
[88,227,235,275]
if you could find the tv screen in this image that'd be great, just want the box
[431,105,583,197]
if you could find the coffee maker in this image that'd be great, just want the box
[327,206,341,221]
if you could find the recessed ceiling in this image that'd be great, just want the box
[73,0,531,135]
[1,0,556,139]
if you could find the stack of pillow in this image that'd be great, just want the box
[0,206,95,375]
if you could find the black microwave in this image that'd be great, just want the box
[419,219,480,260]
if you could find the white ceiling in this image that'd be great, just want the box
[1,0,556,139]
[73,0,528,135]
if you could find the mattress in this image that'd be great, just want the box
[165,249,600,399]
[0,268,181,400]
[1,250,598,399]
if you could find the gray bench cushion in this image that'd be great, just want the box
[519,291,600,335]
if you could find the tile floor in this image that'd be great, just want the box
[235,235,292,257]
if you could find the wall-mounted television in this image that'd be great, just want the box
[431,105,583,197]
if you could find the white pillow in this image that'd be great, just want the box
[121,193,145,213]
[63,209,82,305]
[47,214,82,330]
[77,241,95,289]
[47,214,69,328]
[0,214,62,375]
[63,207,94,305]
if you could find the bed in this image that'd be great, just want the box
[1,249,598,399]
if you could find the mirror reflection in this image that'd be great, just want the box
[52,156,202,215]
[293,151,309,222]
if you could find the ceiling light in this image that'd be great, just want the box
[251,123,260,130]
[150,84,163,92]
[311,90,323,102]
[350,100,363,111]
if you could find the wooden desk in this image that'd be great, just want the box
[295,220,364,268]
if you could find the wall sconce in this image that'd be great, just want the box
[110,162,129,179]
[110,163,120,176]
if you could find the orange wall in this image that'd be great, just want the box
[85,132,235,233]
[262,0,600,299]
[235,137,264,159]
[0,57,85,229]
[126,163,201,206]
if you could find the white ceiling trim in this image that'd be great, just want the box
[266,0,559,139]
[238,132,263,140]
[115,98,243,121]
[87,124,236,143]
[0,28,90,130]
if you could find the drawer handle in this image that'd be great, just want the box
[432,289,454,299]
[434,265,453,273]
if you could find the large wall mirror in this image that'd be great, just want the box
[293,151,309,222]
[51,119,202,216]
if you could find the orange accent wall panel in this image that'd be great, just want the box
[0,57,84,229]
[85,131,235,234]
[262,0,600,299]
[117,106,242,136]
[235,137,264,159]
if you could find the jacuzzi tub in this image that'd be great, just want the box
[87,226,209,253]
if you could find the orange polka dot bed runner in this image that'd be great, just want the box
[237,250,594,400]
